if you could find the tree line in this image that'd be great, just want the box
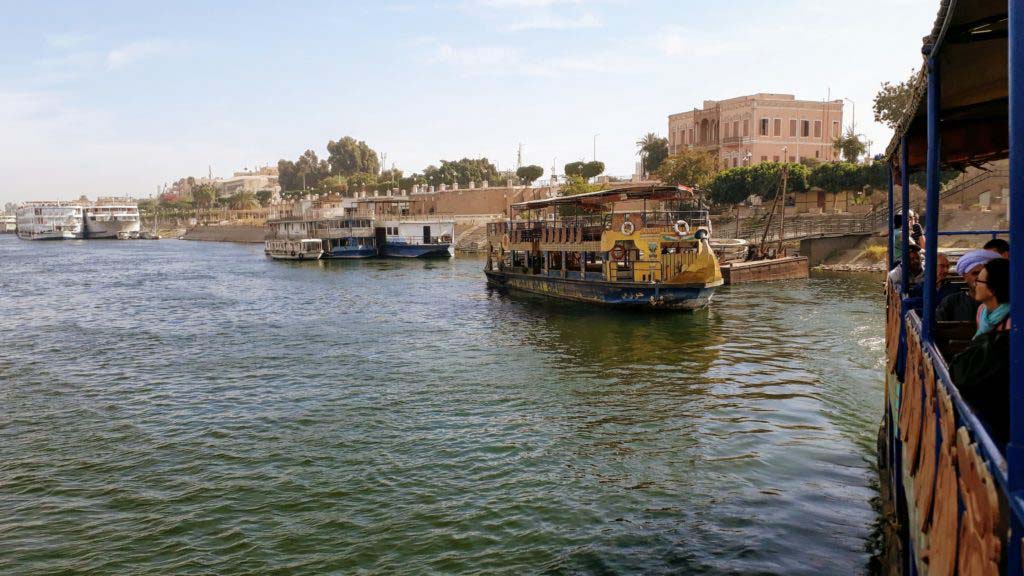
[277,136,559,197]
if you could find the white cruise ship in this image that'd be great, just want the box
[0,214,15,234]
[15,202,85,240]
[84,198,140,239]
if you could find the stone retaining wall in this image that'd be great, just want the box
[181,225,265,243]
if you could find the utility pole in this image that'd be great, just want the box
[517,143,523,170]
[593,134,599,162]
[844,97,856,133]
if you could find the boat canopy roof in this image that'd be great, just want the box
[511,185,695,212]
[885,0,1008,173]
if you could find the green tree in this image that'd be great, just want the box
[555,175,602,217]
[516,165,544,185]
[636,133,669,174]
[255,190,274,207]
[277,159,299,191]
[706,162,808,206]
[809,161,861,193]
[655,149,718,188]
[833,128,867,163]
[229,191,259,210]
[327,136,380,176]
[422,158,501,187]
[347,172,378,191]
[317,175,349,195]
[581,161,604,179]
[558,175,599,197]
[873,69,918,129]
[278,151,329,191]
[564,161,585,178]
[192,184,217,209]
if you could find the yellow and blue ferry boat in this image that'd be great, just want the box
[484,185,723,309]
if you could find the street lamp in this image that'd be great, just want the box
[844,97,856,132]
[744,151,753,166]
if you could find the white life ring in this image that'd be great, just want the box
[621,221,635,236]
[674,220,690,235]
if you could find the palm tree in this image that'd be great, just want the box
[229,191,259,210]
[636,132,660,151]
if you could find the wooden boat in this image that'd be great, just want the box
[484,185,723,309]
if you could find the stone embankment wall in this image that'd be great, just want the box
[181,225,265,243]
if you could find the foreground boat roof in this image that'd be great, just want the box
[884,0,1008,172]
[511,185,695,212]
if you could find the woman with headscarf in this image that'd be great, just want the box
[974,257,1011,338]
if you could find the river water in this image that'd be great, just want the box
[0,236,886,575]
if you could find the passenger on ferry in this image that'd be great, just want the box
[952,257,1011,446]
[936,249,1001,322]
[934,253,961,304]
[974,258,1011,338]
[887,241,923,289]
[984,238,1009,258]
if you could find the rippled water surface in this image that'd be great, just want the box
[0,236,886,575]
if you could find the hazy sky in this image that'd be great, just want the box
[1,0,939,203]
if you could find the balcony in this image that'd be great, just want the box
[722,136,745,147]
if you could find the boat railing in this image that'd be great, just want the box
[886,281,1018,572]
[388,235,452,245]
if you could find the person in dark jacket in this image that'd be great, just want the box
[984,238,1009,258]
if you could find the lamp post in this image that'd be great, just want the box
[844,97,856,132]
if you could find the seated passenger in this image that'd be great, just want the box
[935,253,961,303]
[952,257,1011,446]
[887,242,923,289]
[984,238,1009,258]
[974,257,1011,338]
[936,249,1001,322]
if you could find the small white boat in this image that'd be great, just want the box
[265,238,323,261]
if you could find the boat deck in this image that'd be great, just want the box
[719,256,809,285]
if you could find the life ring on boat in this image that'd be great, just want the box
[298,253,305,260]
[621,221,635,236]
[610,244,626,261]
[674,220,690,236]
[501,233,510,250]
[290,251,297,257]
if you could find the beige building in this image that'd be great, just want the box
[668,93,844,169]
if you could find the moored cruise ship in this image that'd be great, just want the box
[15,202,84,240]
[84,198,141,239]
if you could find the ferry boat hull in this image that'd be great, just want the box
[323,246,377,259]
[382,243,453,258]
[485,270,719,309]
[16,230,80,241]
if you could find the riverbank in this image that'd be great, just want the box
[180,224,264,243]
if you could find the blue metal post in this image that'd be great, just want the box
[888,164,896,270]
[1009,4,1024,574]
[901,137,910,297]
[922,55,940,343]
[1008,0,1024,493]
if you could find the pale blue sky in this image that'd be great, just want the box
[1,0,939,202]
